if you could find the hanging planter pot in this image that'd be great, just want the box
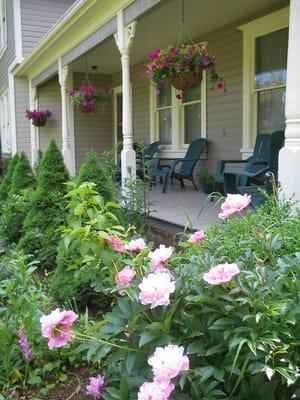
[144,42,225,93]
[26,110,52,127]
[66,85,112,116]
[170,71,203,91]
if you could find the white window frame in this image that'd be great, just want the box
[0,88,11,154]
[150,73,206,157]
[239,7,289,159]
[0,0,7,58]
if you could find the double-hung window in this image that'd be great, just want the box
[0,0,7,56]
[0,90,11,154]
[151,76,206,152]
[239,7,289,156]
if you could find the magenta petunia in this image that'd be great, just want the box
[203,263,240,285]
[40,309,78,349]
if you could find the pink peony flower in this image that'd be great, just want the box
[115,266,136,288]
[124,238,147,253]
[40,309,78,349]
[149,245,173,270]
[188,230,206,244]
[107,236,124,252]
[203,263,240,285]
[86,374,105,399]
[18,329,32,360]
[218,193,251,220]
[139,273,175,309]
[138,381,175,400]
[148,344,189,381]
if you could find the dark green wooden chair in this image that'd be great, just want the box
[223,131,284,206]
[152,138,207,193]
[136,141,160,179]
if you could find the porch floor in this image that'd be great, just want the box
[149,183,221,232]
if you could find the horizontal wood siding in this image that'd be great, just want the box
[38,76,62,151]
[205,25,243,173]
[73,73,113,171]
[14,77,31,160]
[112,63,150,144]
[21,0,75,57]
[0,0,15,89]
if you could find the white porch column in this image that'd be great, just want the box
[29,83,39,166]
[278,0,300,204]
[58,58,75,175]
[114,11,137,194]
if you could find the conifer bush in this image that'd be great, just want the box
[17,140,69,268]
[0,154,19,205]
[76,150,113,201]
[0,153,35,245]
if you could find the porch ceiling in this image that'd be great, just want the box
[70,0,288,74]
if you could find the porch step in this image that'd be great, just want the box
[148,215,186,235]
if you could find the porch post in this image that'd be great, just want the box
[114,11,137,194]
[58,58,75,175]
[278,0,300,203]
[29,83,39,166]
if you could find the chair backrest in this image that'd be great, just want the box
[179,138,207,176]
[143,141,160,160]
[268,130,284,171]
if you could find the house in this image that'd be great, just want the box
[0,0,299,204]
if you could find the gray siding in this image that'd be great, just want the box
[21,0,75,57]
[204,25,243,173]
[38,76,62,151]
[0,0,15,88]
[73,73,113,170]
[14,77,31,160]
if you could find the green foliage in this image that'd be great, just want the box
[0,153,19,204]
[0,154,35,245]
[17,140,69,269]
[76,197,300,399]
[198,168,214,184]
[50,182,122,310]
[76,151,113,201]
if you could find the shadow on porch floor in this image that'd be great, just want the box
[149,182,221,233]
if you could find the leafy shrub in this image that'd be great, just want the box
[50,182,122,310]
[0,154,19,205]
[64,196,299,399]
[76,151,113,202]
[17,140,69,269]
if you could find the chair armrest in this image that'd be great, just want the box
[224,167,268,179]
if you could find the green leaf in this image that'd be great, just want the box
[126,353,136,374]
[120,376,128,400]
[139,331,159,347]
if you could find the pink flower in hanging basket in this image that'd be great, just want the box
[26,109,52,127]
[66,84,112,115]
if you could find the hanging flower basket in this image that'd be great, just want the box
[66,85,112,116]
[171,71,203,91]
[144,42,225,93]
[26,110,52,127]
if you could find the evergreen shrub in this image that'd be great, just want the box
[0,153,35,245]
[0,154,19,205]
[17,140,69,269]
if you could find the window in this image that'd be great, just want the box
[181,86,202,144]
[0,0,7,55]
[0,90,11,154]
[239,7,289,157]
[254,28,288,135]
[151,75,206,152]
[155,82,172,145]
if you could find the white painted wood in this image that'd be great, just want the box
[13,0,22,62]
[29,82,38,165]
[114,10,136,193]
[278,0,300,204]
[58,58,75,175]
[8,70,17,154]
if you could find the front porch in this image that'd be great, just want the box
[149,183,220,232]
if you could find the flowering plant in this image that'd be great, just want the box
[25,109,52,127]
[144,42,225,91]
[66,84,112,115]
